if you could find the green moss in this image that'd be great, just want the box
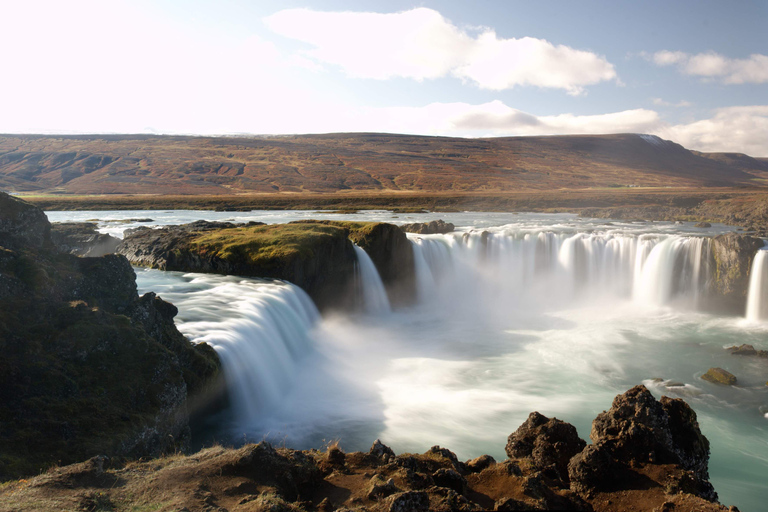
[189,222,351,267]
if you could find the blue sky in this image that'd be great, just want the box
[1,0,766,155]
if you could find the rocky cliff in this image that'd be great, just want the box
[116,220,417,310]
[0,192,221,480]
[0,386,732,511]
[707,232,765,313]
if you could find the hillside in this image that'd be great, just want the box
[0,133,764,195]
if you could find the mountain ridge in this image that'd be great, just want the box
[0,132,764,195]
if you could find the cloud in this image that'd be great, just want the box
[265,7,616,94]
[651,50,768,84]
[446,101,661,136]
[657,106,768,156]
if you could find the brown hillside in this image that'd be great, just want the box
[0,133,762,195]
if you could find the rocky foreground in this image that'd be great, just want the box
[0,386,735,512]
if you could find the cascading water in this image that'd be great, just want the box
[135,270,319,427]
[408,229,711,310]
[353,245,391,314]
[746,249,768,321]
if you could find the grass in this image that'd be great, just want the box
[189,223,351,266]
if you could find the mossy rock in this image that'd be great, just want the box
[701,368,737,386]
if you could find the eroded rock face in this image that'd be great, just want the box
[400,219,455,235]
[0,196,220,480]
[0,192,51,249]
[347,222,416,305]
[568,385,715,501]
[708,233,765,313]
[505,411,586,483]
[50,222,120,256]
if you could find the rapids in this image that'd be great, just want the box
[47,210,768,511]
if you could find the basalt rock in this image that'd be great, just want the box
[568,385,715,501]
[400,219,455,235]
[707,233,765,314]
[0,195,220,480]
[0,192,51,249]
[118,219,417,310]
[505,411,586,483]
[346,222,416,305]
[1,388,731,512]
[117,221,357,311]
[50,222,120,256]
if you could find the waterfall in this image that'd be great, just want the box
[409,230,711,310]
[746,249,768,321]
[148,274,320,427]
[354,245,391,314]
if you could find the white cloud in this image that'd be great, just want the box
[265,7,616,94]
[652,50,768,84]
[657,106,768,156]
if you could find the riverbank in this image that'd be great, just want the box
[20,188,768,232]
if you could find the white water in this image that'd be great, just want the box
[46,209,768,511]
[409,229,709,310]
[134,271,320,427]
[746,249,768,322]
[354,245,391,315]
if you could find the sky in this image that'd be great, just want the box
[1,0,766,156]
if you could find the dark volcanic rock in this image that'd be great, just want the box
[50,222,120,256]
[344,222,416,305]
[569,385,715,501]
[0,192,51,249]
[0,194,220,480]
[117,220,356,310]
[2,387,732,512]
[708,233,765,314]
[118,220,416,310]
[401,219,455,234]
[505,411,586,483]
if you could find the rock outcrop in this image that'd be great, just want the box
[0,192,221,480]
[401,219,455,234]
[117,219,417,310]
[701,367,738,385]
[116,220,359,311]
[707,232,765,314]
[50,221,120,256]
[0,386,732,511]
[505,411,585,483]
[568,385,715,501]
[345,221,416,304]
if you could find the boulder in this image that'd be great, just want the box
[505,411,585,482]
[568,385,715,501]
[701,368,737,385]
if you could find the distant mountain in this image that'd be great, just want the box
[0,133,762,195]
